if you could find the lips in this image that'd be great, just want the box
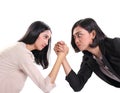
[76,44,81,47]
[41,45,46,49]
[41,45,45,49]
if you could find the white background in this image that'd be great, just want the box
[0,0,120,93]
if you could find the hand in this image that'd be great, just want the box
[54,41,69,56]
[54,41,64,55]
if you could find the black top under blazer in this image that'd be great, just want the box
[66,37,120,92]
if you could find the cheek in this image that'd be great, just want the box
[35,39,42,47]
[88,36,93,44]
[37,37,44,44]
[38,36,43,41]
[82,37,91,46]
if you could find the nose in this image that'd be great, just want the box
[75,37,79,44]
[44,39,48,46]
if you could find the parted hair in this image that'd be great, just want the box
[71,18,106,52]
[19,21,51,69]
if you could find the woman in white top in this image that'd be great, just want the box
[0,21,68,93]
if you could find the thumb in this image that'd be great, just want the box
[59,41,65,45]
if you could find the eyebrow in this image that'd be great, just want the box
[44,34,51,38]
[73,31,82,36]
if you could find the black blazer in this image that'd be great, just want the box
[66,37,120,92]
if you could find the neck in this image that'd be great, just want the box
[26,44,35,51]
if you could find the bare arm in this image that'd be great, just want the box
[48,42,69,83]
[54,41,71,76]
[62,58,71,75]
[48,53,66,83]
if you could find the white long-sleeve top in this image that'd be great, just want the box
[0,42,55,93]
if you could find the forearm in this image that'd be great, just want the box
[62,58,71,75]
[48,54,65,83]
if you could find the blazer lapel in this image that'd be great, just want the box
[102,55,120,79]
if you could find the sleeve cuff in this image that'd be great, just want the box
[44,76,56,93]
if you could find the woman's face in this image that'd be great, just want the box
[73,26,95,51]
[34,30,51,50]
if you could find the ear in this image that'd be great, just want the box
[91,30,96,39]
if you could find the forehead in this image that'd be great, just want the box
[40,30,51,36]
[73,26,86,35]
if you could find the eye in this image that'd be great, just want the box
[77,33,82,38]
[75,32,83,38]
[44,35,49,39]
[45,36,48,38]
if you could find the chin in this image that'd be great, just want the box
[37,47,43,51]
[79,48,85,51]
[40,48,43,51]
[79,49,84,51]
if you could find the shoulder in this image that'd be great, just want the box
[99,37,119,48]
[3,42,34,60]
[16,42,34,60]
[100,37,120,56]
[101,37,120,44]
[112,37,120,54]
[102,37,120,48]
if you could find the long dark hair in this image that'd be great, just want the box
[71,18,107,52]
[18,21,51,69]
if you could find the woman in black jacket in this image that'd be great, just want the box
[54,18,120,92]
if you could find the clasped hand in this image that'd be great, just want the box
[54,41,69,56]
